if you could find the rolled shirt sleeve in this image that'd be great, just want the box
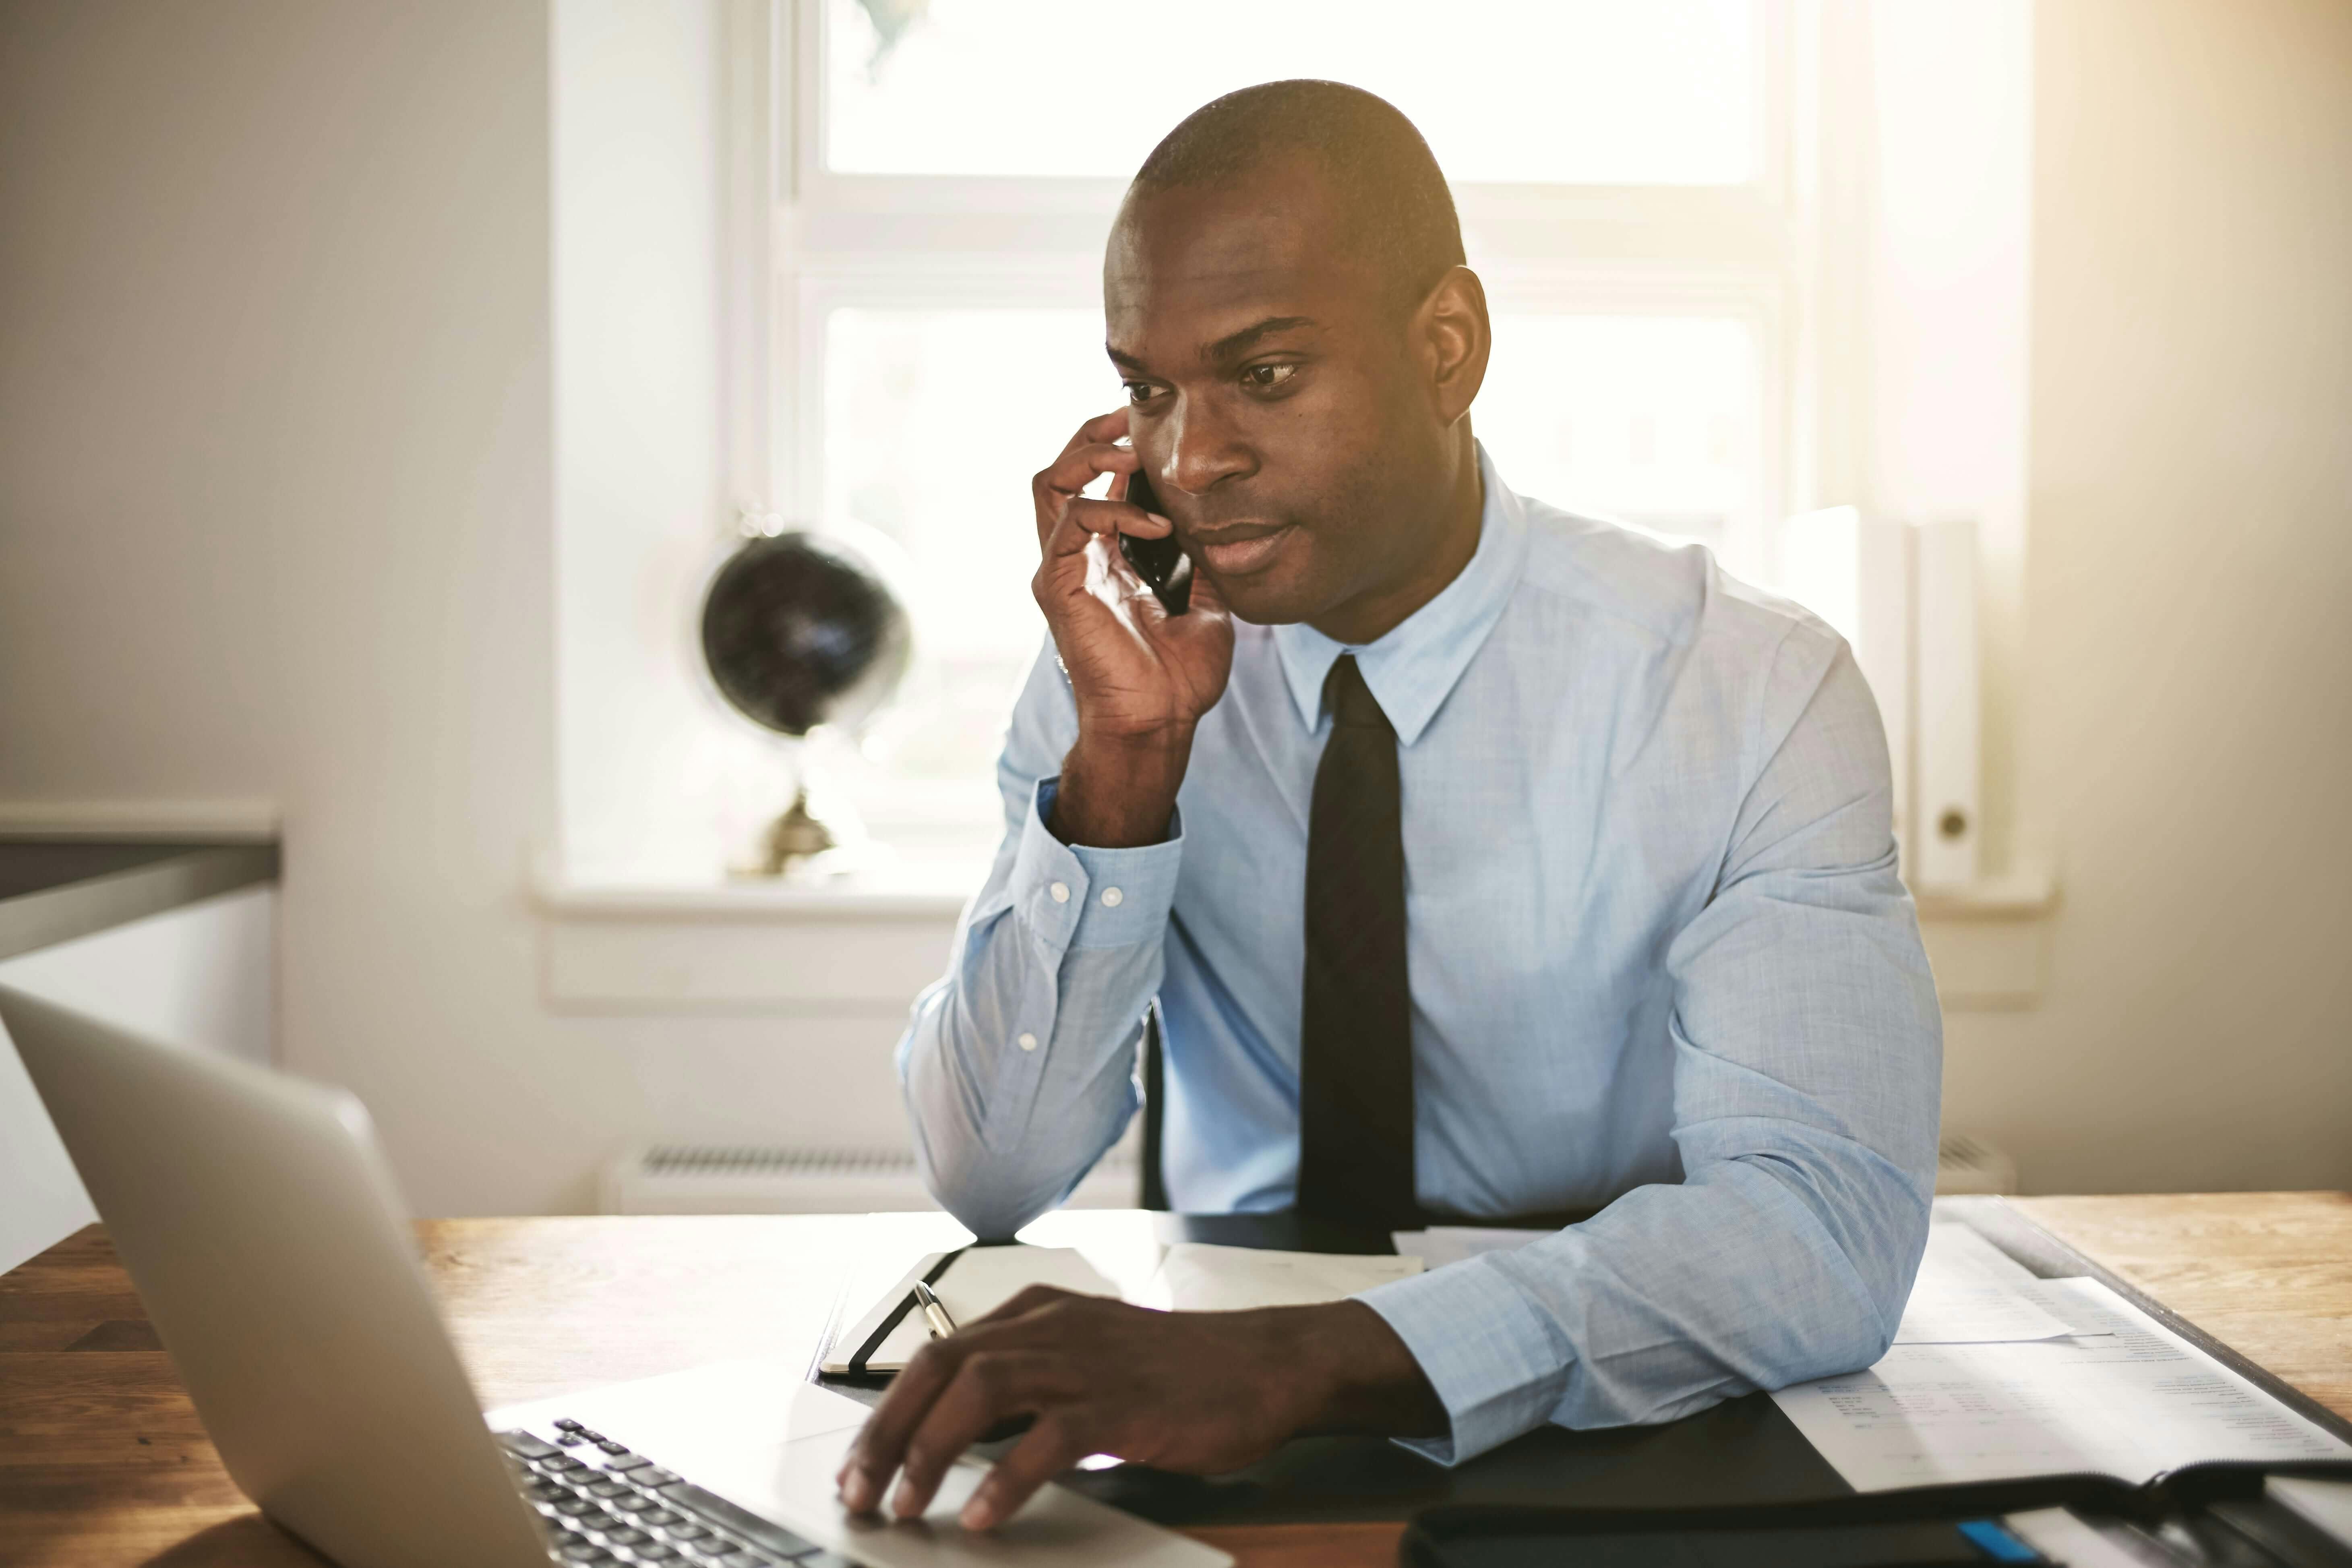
[1358,632,1942,1465]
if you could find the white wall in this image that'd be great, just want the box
[0,0,913,1217]
[555,0,790,881]
[0,887,276,1272]
[1940,0,2352,1194]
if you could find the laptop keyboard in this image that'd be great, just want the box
[499,1421,856,1568]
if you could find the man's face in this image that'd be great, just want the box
[1103,157,1460,629]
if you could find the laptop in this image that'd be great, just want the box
[0,985,1226,1568]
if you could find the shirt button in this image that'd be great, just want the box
[1048,881,1069,904]
[1100,887,1123,908]
[1017,1032,1039,1052]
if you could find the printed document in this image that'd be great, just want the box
[1773,1276,2352,1490]
[1152,1244,1422,1311]
[1891,1223,2074,1345]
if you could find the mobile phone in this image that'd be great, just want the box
[1117,465,1193,615]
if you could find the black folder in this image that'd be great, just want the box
[809,1198,2352,1531]
[1401,1460,2352,1568]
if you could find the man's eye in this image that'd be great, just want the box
[1243,363,1297,391]
[1123,381,1157,404]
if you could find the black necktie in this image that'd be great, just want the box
[1296,654,1417,1232]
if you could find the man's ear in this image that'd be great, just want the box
[1418,265,1491,428]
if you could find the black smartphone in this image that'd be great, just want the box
[1117,465,1193,615]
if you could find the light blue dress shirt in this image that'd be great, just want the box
[896,447,1942,1464]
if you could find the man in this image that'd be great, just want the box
[838,81,1940,1530]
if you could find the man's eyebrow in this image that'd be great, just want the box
[1204,315,1316,364]
[1105,316,1319,376]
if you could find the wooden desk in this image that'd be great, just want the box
[4,1194,2348,1568]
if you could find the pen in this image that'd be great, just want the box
[912,1279,958,1340]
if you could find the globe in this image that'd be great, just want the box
[699,530,911,738]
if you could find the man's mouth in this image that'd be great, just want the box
[1186,520,1295,577]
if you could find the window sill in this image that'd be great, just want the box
[531,863,976,1015]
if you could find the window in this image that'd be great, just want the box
[779,0,1802,861]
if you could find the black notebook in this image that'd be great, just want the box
[1401,1460,2352,1568]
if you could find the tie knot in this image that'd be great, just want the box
[1323,654,1392,733]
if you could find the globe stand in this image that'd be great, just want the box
[726,729,889,882]
[736,786,836,878]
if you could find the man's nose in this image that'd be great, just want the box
[1163,399,1256,496]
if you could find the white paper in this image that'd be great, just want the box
[1892,1223,2076,1344]
[1390,1226,1550,1269]
[2270,1476,2352,1549]
[1772,1277,2352,1491]
[2002,1507,2151,1568]
[1153,1243,1421,1311]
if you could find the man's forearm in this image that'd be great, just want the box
[1049,729,1192,848]
[1282,1300,1450,1440]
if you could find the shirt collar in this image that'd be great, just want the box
[1271,443,1530,746]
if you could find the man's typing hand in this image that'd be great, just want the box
[834,1286,1445,1531]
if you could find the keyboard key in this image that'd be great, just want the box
[603,1453,653,1472]
[662,1483,820,1560]
[587,1481,631,1498]
[527,1479,567,1500]
[555,1543,608,1562]
[500,1430,562,1460]
[579,1431,606,1444]
[604,1527,651,1546]
[639,1468,682,1488]
[554,1430,590,1446]
[596,1440,630,1455]
[554,1419,585,1432]
[542,1454,586,1473]
[553,1498,595,1516]
[664,1522,710,1541]
[696,1544,742,1557]
[635,1547,680,1563]
[612,1494,661,1515]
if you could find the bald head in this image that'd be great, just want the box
[1096,83,1490,642]
[1129,81,1465,316]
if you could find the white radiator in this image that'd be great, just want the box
[600,1144,1142,1215]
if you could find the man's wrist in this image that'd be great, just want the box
[1269,1300,1448,1440]
[1049,728,1193,848]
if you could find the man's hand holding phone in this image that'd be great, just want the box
[1030,409,1234,848]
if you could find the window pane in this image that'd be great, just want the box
[821,307,1111,834]
[825,0,1756,186]
[1474,315,1761,561]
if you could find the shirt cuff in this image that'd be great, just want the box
[1009,778,1184,951]
[1356,1257,1576,1465]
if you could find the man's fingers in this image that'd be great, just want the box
[888,1351,1070,1520]
[1035,439,1141,500]
[836,1338,963,1514]
[1040,497,1167,579]
[962,1415,1092,1531]
[1054,408,1130,459]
